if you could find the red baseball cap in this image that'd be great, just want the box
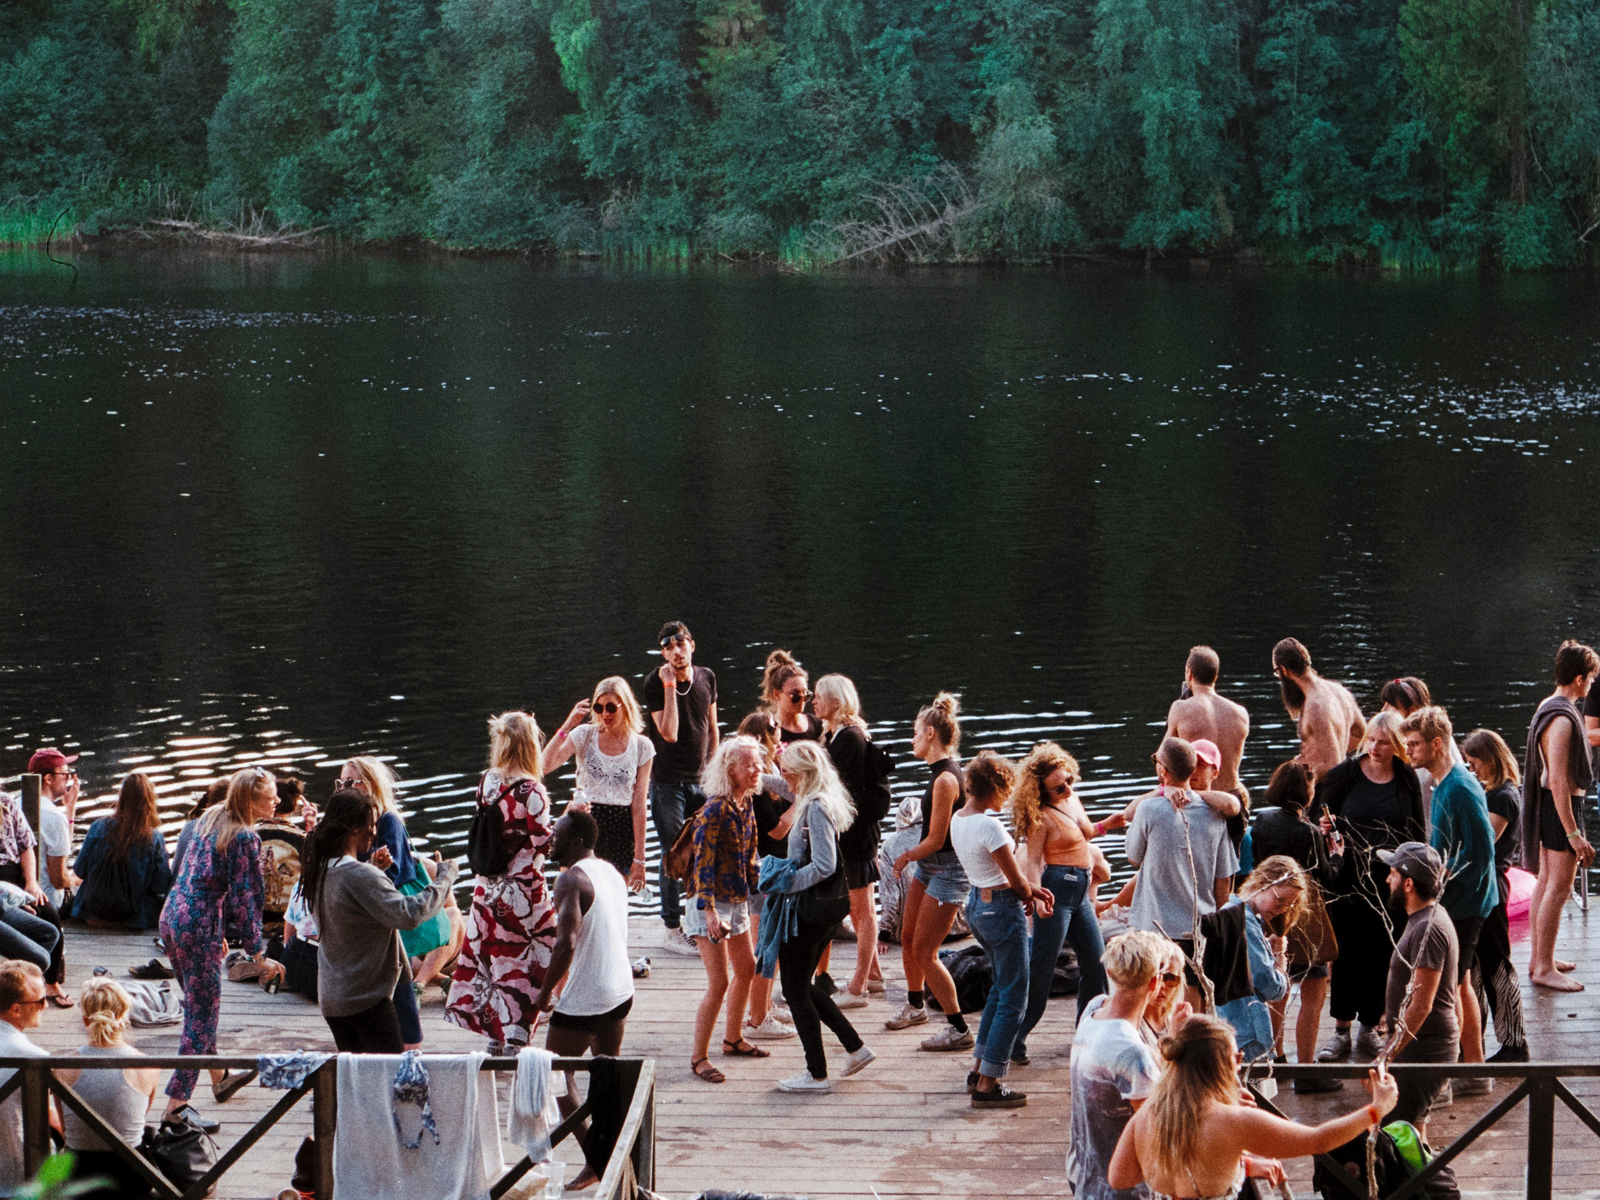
[28,748,79,775]
[1191,739,1223,770]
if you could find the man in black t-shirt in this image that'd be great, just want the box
[643,621,719,953]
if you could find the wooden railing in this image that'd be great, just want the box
[0,1053,656,1200]
[1248,1061,1600,1200]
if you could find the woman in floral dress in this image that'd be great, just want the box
[446,711,558,1052]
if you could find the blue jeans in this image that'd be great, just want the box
[965,888,1030,1080]
[650,780,706,929]
[1016,864,1106,1058]
[0,904,58,971]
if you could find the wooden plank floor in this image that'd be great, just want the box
[24,897,1600,1199]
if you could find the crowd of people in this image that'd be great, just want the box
[2,623,1599,1198]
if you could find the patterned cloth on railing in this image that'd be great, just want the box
[394,1049,439,1149]
[257,1050,331,1090]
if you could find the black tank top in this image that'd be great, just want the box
[921,758,962,853]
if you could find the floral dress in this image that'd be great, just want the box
[445,770,557,1044]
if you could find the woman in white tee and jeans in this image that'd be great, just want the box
[949,751,1055,1109]
[546,677,654,890]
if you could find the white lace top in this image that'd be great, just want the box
[570,725,655,807]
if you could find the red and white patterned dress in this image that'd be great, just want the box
[445,770,557,1044]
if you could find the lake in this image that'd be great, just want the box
[2,251,1598,903]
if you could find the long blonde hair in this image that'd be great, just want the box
[780,740,856,834]
[489,711,544,778]
[1366,710,1409,764]
[1143,941,1186,1032]
[81,979,132,1048]
[1012,742,1080,843]
[1146,1016,1239,1181]
[199,766,274,846]
[343,756,399,814]
[812,674,861,734]
[701,735,763,800]
[591,676,645,734]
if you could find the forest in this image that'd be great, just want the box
[1,0,1598,267]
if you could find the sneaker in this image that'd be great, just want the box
[966,1071,979,1095]
[1487,1043,1529,1064]
[660,927,699,956]
[1454,1076,1492,1097]
[842,1046,876,1077]
[1435,1081,1454,1107]
[1354,1023,1385,1061]
[835,991,869,1010]
[867,978,887,994]
[971,1084,1027,1109]
[886,1002,929,1030]
[745,1015,798,1041]
[777,1070,833,1093]
[1316,1029,1353,1062]
[921,1025,975,1052]
[1293,1076,1345,1095]
[771,997,790,1014]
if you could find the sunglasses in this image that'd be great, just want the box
[1048,780,1073,797]
[14,996,48,1009]
[46,769,77,778]
[592,702,621,715]
[785,689,809,702]
[338,777,365,790]
[660,635,689,649]
[1160,972,1182,986]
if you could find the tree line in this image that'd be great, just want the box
[2,0,1598,266]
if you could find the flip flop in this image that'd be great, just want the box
[721,1039,771,1058]
[46,993,74,1009]
[691,1057,726,1083]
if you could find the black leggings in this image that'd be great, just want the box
[0,862,64,985]
[778,916,863,1079]
[1327,887,1393,1027]
[325,997,405,1053]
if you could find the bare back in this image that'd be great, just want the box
[1298,676,1366,779]
[1167,690,1251,795]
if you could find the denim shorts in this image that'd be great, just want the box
[909,851,970,906]
[683,898,751,940]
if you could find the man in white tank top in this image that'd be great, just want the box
[533,811,634,1189]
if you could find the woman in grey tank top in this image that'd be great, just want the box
[58,979,159,1199]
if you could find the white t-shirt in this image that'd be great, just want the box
[1068,997,1161,1200]
[38,802,70,909]
[949,809,1014,889]
[570,725,655,807]
[0,1020,49,1195]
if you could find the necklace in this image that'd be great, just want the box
[675,673,693,696]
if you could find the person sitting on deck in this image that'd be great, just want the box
[70,772,172,930]
[0,959,55,1198]
[58,979,159,1200]
[0,789,71,1008]
[255,775,315,944]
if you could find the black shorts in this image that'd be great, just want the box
[1289,961,1330,983]
[548,996,633,1034]
[1451,915,1484,978]
[843,858,881,889]
[1538,788,1587,854]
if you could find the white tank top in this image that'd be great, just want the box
[554,857,635,1017]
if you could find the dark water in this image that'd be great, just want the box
[2,252,1599,902]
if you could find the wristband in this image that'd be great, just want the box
[1094,821,1105,837]
[555,729,568,742]
[633,858,646,865]
[1364,1103,1382,1128]
[1568,830,1582,842]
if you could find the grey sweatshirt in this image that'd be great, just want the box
[316,856,459,1017]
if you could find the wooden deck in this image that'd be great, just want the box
[24,899,1600,1199]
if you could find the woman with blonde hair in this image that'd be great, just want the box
[158,766,284,1124]
[739,709,799,1041]
[1461,727,1529,1061]
[767,739,875,1092]
[812,672,888,1005]
[1217,857,1306,1064]
[446,711,559,1054]
[763,650,822,744]
[1313,709,1425,1064]
[545,677,654,889]
[1109,1015,1399,1199]
[60,979,160,1199]
[1013,742,1108,1064]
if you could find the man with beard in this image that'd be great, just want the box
[1272,638,1366,780]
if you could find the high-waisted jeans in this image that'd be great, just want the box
[1016,863,1106,1059]
[965,888,1030,1079]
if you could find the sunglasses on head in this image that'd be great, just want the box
[660,635,689,649]
[592,701,621,715]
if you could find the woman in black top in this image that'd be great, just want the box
[814,673,888,1006]
[1312,711,1425,1063]
[739,710,800,1042]
[1462,728,1528,1061]
[764,650,824,745]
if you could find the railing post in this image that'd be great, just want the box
[312,1058,337,1200]
[19,774,40,841]
[634,1070,655,1191]
[21,1062,50,1179]
[1527,1074,1555,1200]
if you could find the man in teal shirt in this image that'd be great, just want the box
[1403,706,1497,1091]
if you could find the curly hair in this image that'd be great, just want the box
[1011,742,1081,843]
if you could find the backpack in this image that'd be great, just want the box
[466,779,511,877]
[858,740,896,828]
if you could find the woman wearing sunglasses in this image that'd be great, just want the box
[1012,742,1109,1065]
[547,678,654,891]
[763,650,822,745]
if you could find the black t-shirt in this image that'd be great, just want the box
[779,715,823,744]
[752,790,793,860]
[643,666,718,785]
[1585,683,1600,719]
[1338,771,1408,854]
[1485,781,1520,875]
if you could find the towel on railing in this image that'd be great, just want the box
[754,855,801,979]
[506,1046,562,1162]
[333,1052,504,1200]
[257,1050,330,1090]
[579,1056,628,1183]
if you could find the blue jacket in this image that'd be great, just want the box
[71,817,172,930]
[1217,898,1287,1062]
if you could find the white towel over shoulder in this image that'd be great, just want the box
[333,1052,505,1200]
[507,1046,563,1162]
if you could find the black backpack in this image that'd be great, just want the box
[466,780,511,876]
[859,740,896,827]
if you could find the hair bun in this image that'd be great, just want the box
[932,691,960,716]
[765,649,798,669]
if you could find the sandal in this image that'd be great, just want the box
[721,1039,770,1058]
[46,993,74,1009]
[691,1057,726,1083]
[212,1068,258,1103]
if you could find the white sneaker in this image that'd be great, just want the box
[777,1070,833,1093]
[866,978,887,994]
[745,1015,798,1041]
[842,1046,876,1078]
[834,990,869,1010]
[885,1002,929,1030]
[660,927,699,956]
[920,1024,975,1052]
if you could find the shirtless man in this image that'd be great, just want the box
[1166,647,1251,802]
[1525,641,1599,992]
[1272,638,1366,780]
